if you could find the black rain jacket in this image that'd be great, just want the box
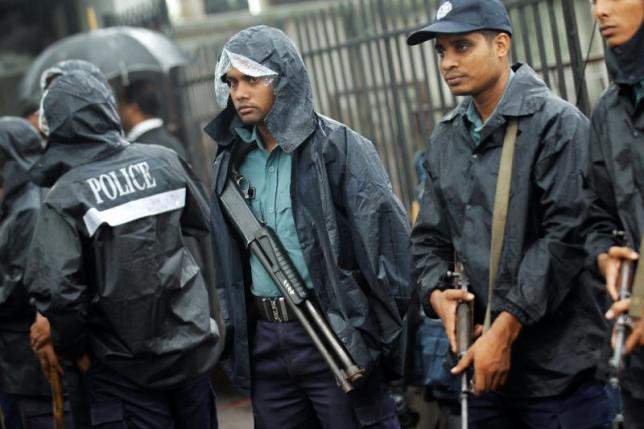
[583,26,644,399]
[25,69,219,390]
[205,26,411,395]
[411,64,606,398]
[0,117,50,396]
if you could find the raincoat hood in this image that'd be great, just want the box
[0,118,43,204]
[31,68,127,187]
[205,25,316,153]
[39,59,109,93]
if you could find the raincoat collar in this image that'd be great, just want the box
[204,26,316,153]
[606,23,644,87]
[442,63,548,123]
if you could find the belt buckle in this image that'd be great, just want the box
[268,299,282,323]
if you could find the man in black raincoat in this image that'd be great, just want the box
[583,1,644,427]
[408,1,611,427]
[0,117,74,429]
[24,61,219,428]
[205,26,411,428]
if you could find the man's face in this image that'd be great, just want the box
[435,32,507,97]
[592,0,644,47]
[225,67,276,125]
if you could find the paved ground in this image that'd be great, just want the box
[214,367,254,428]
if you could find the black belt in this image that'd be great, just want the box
[254,296,297,323]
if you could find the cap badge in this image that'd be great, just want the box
[436,1,453,20]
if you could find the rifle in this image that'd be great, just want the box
[609,262,635,386]
[219,174,365,393]
[448,261,472,429]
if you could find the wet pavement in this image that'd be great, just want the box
[213,367,253,428]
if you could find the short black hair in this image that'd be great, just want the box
[481,30,509,44]
[123,80,161,117]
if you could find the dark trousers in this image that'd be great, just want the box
[622,388,644,429]
[251,320,400,429]
[0,391,75,429]
[86,362,217,429]
[469,380,612,429]
[64,361,91,429]
[0,390,22,429]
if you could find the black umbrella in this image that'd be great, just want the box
[19,26,189,103]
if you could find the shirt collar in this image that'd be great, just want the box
[465,68,515,129]
[126,118,163,141]
[635,81,644,107]
[235,126,272,153]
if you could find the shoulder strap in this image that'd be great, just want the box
[484,118,518,332]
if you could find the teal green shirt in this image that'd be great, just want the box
[635,81,644,107]
[236,127,314,297]
[465,69,515,146]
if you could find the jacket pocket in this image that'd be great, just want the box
[90,400,127,428]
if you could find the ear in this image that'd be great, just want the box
[495,33,511,59]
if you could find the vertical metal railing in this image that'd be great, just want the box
[177,0,605,209]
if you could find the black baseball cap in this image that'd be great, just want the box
[407,0,512,46]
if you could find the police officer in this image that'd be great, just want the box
[206,26,411,428]
[408,1,611,427]
[24,62,219,428]
[0,117,74,429]
[583,1,644,427]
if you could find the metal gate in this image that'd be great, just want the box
[169,0,607,208]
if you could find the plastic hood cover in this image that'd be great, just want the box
[214,49,278,108]
[207,25,316,154]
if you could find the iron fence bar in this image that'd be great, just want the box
[392,2,426,176]
[404,0,430,142]
[547,0,568,99]
[374,0,413,204]
[344,2,373,134]
[423,0,451,121]
[363,0,400,195]
[328,5,360,129]
[315,8,344,122]
[532,2,551,87]
[561,0,590,115]
[409,0,439,134]
[300,14,328,115]
[517,5,534,66]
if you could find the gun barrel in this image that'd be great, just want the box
[222,176,365,393]
[460,373,468,429]
[304,300,365,383]
[451,261,472,429]
[608,259,635,386]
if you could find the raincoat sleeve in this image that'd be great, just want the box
[410,153,454,318]
[3,209,38,295]
[177,156,211,238]
[343,134,411,318]
[25,203,90,359]
[582,118,622,261]
[501,110,589,327]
